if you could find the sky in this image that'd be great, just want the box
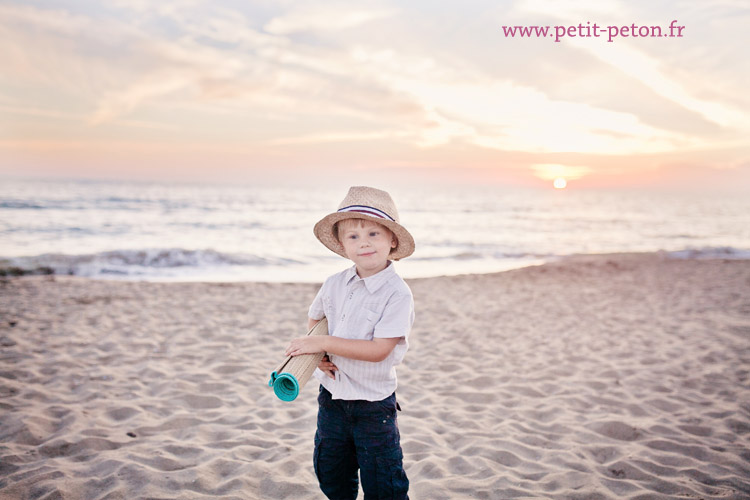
[1,0,748,190]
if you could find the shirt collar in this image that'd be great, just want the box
[345,261,396,294]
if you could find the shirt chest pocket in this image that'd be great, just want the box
[362,304,383,339]
[338,306,378,340]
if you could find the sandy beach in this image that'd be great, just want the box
[1,253,749,499]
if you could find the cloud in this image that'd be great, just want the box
[88,74,190,125]
[0,104,80,121]
[265,4,398,34]
[0,4,92,36]
[269,130,406,146]
[346,46,690,154]
[518,0,626,19]
[565,38,748,133]
[1,0,748,189]
[513,0,750,139]
[0,3,408,127]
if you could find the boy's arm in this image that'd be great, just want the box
[294,288,412,363]
[286,335,401,363]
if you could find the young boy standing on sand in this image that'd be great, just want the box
[285,186,415,500]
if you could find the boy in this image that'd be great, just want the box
[285,186,415,500]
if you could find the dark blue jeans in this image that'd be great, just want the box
[314,386,409,500]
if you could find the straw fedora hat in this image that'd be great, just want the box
[314,186,415,261]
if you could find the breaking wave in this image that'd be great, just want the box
[4,249,303,279]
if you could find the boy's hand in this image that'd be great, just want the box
[285,335,327,357]
[318,355,338,379]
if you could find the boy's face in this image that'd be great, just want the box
[336,219,397,278]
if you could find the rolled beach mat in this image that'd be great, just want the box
[268,318,329,402]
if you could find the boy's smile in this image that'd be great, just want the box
[337,219,397,278]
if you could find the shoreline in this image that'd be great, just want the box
[1,253,749,499]
[3,248,750,285]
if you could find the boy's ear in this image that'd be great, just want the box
[391,236,398,249]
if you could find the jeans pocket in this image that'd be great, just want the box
[375,393,397,415]
[318,385,333,409]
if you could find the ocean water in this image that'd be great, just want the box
[1,178,749,282]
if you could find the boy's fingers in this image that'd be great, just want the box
[285,340,297,355]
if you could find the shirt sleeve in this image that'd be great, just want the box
[308,281,327,320]
[373,291,414,339]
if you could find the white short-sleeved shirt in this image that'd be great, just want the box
[308,262,414,401]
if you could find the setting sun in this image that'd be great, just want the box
[553,178,567,189]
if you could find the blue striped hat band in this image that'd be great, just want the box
[337,205,396,222]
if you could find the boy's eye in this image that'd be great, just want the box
[369,232,379,237]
